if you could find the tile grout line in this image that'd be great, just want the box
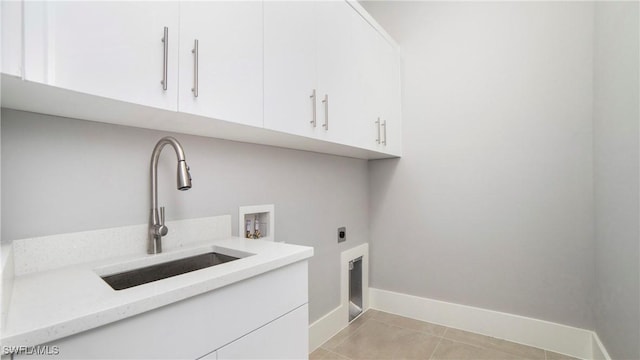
[442,337,529,359]
[320,314,374,354]
[325,347,351,360]
[427,335,445,360]
[389,312,547,358]
[443,324,550,359]
[369,313,451,359]
[438,328,534,360]
[372,314,449,338]
[369,317,445,339]
[323,311,551,360]
[374,313,451,360]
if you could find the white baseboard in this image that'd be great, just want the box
[591,332,612,360]
[369,288,597,360]
[308,305,346,353]
[309,288,613,359]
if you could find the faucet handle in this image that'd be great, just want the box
[158,207,168,236]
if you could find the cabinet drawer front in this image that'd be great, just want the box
[216,304,309,360]
[16,261,308,360]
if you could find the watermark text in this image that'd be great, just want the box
[2,345,60,356]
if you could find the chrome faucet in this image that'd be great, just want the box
[149,136,192,254]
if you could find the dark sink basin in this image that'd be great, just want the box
[101,252,240,290]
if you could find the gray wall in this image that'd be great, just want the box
[593,2,640,359]
[0,108,370,323]
[364,2,596,329]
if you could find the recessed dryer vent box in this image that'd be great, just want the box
[239,204,275,242]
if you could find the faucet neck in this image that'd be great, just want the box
[149,136,190,254]
[150,137,187,211]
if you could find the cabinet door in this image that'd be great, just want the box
[1,0,22,77]
[23,1,179,110]
[354,12,386,151]
[316,1,360,145]
[263,2,320,138]
[355,17,402,155]
[217,305,308,360]
[179,2,263,128]
[380,40,402,156]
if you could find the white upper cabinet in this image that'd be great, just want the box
[263,0,361,145]
[7,1,401,159]
[354,12,402,156]
[380,40,402,156]
[22,1,179,110]
[179,2,263,128]
[316,1,360,145]
[354,12,386,150]
[263,1,400,155]
[1,0,23,77]
[263,2,319,138]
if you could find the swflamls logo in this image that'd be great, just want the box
[2,345,60,356]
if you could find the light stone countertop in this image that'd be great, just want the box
[1,236,313,348]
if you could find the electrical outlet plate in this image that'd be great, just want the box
[338,227,346,243]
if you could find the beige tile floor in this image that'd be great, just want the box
[310,310,580,360]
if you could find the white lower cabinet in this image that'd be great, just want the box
[215,305,308,360]
[14,261,309,360]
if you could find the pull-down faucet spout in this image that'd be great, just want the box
[149,136,192,254]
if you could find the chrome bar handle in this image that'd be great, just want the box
[322,94,329,130]
[191,39,199,97]
[375,118,381,144]
[160,206,165,226]
[161,27,168,90]
[310,89,317,127]
[382,120,387,146]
